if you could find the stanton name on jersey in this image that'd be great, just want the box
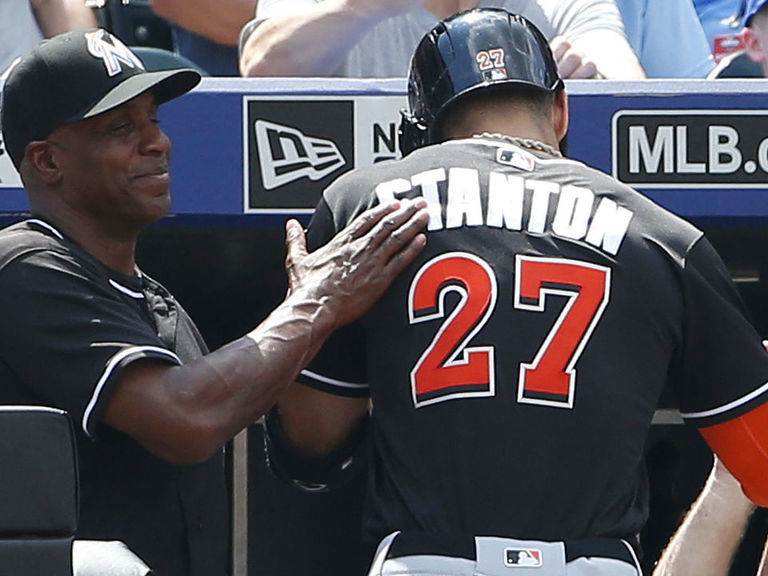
[374,161,634,257]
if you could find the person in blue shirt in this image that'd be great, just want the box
[742,0,768,75]
[615,0,715,77]
[694,0,746,56]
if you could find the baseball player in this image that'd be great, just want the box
[0,28,427,576]
[264,8,768,576]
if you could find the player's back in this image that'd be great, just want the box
[306,136,757,546]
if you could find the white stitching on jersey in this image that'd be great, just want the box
[300,369,368,390]
[108,278,145,299]
[27,219,64,239]
[82,346,181,437]
[0,406,65,414]
[620,539,643,573]
[681,379,768,420]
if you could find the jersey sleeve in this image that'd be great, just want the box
[0,251,181,438]
[296,186,372,397]
[673,237,768,426]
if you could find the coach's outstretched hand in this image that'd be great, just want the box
[284,199,428,330]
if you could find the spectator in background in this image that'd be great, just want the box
[149,0,258,75]
[693,0,747,62]
[239,0,646,80]
[743,0,768,74]
[615,0,716,77]
[651,457,758,576]
[706,0,764,77]
[537,0,646,79]
[0,0,97,74]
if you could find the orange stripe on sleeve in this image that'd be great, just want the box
[699,400,768,507]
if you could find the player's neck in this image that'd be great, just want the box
[441,100,560,150]
[445,118,559,153]
[470,132,563,157]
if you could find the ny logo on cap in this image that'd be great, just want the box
[85,30,145,77]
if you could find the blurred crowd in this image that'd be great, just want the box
[1,0,764,80]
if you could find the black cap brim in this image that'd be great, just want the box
[82,68,201,121]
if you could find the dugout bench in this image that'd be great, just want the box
[2,78,768,575]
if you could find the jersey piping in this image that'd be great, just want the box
[82,345,181,437]
[681,379,768,421]
[109,278,145,299]
[299,368,368,391]
[27,218,64,239]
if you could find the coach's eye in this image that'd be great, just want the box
[111,122,132,133]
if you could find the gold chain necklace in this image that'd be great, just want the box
[472,132,563,157]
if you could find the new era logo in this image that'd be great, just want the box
[254,119,346,190]
[504,548,542,568]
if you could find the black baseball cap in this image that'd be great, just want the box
[0,28,201,169]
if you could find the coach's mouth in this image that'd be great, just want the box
[133,166,170,181]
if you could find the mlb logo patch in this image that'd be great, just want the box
[504,548,543,568]
[496,147,535,171]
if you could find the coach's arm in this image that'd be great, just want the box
[104,200,427,465]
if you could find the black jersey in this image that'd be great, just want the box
[0,219,228,576]
[299,137,768,545]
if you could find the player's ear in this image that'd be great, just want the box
[743,28,765,64]
[24,141,63,185]
[553,90,569,143]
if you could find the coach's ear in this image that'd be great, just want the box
[24,141,63,185]
[553,90,569,143]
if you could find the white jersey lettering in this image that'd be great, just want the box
[373,169,633,256]
[446,167,483,229]
[552,185,594,242]
[487,172,524,230]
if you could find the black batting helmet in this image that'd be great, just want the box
[399,8,563,156]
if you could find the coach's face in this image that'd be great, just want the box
[47,92,173,234]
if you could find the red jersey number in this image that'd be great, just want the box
[408,253,610,409]
[515,256,611,408]
[409,253,497,408]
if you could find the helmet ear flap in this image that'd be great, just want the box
[398,109,429,157]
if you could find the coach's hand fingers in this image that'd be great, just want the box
[377,204,429,271]
[284,219,308,292]
[381,228,427,281]
[366,198,429,252]
[346,200,403,240]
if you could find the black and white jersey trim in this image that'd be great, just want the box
[27,219,64,239]
[681,379,768,421]
[82,345,181,437]
[108,278,145,299]
[299,369,368,391]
